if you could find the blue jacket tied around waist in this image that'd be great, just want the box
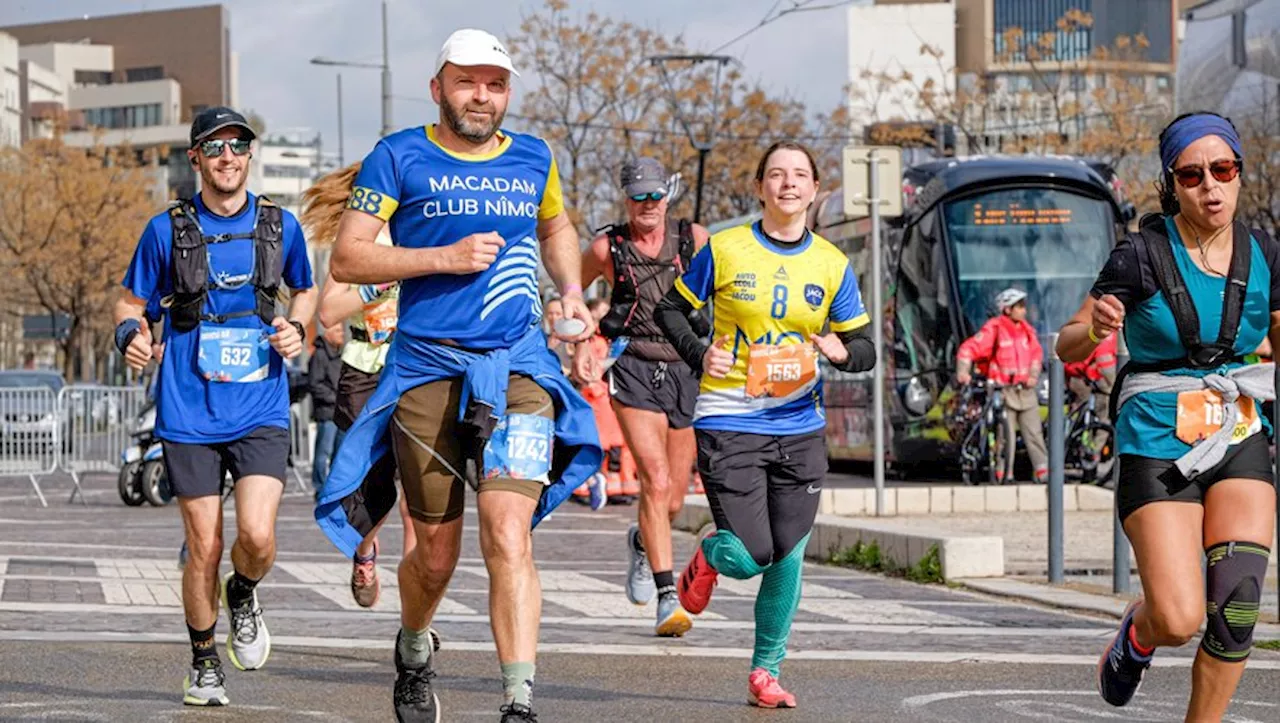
[315,326,603,558]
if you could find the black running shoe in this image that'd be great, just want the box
[1097,600,1151,707]
[393,631,440,723]
[499,702,538,722]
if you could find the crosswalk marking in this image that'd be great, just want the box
[102,582,182,607]
[715,576,862,599]
[308,584,477,615]
[96,559,182,581]
[541,592,727,620]
[796,599,985,626]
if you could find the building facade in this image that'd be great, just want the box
[1178,0,1280,124]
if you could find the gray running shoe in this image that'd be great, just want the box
[182,659,229,706]
[655,592,693,637]
[222,572,271,670]
[625,524,656,605]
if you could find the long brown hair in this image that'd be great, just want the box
[301,162,361,246]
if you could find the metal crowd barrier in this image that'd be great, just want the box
[288,399,314,496]
[0,386,61,506]
[58,385,149,506]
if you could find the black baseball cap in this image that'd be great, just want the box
[190,106,257,147]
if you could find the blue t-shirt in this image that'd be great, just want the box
[122,193,313,444]
[349,125,565,350]
[1091,216,1280,458]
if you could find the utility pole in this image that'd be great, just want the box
[310,0,392,141]
[647,54,735,223]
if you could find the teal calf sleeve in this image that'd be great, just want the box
[703,529,768,580]
[751,532,809,676]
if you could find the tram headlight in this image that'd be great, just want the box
[902,376,932,417]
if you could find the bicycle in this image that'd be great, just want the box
[1064,376,1115,486]
[956,378,1011,486]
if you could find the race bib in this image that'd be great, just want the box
[361,296,397,346]
[482,413,554,484]
[1175,390,1261,446]
[745,343,817,399]
[197,324,271,383]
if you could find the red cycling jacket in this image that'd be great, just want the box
[1063,334,1117,381]
[957,315,1043,386]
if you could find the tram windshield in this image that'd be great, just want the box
[943,187,1115,337]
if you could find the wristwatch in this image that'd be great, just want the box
[289,320,306,341]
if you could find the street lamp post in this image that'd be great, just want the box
[310,0,392,138]
[647,54,735,224]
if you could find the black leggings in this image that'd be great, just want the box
[696,429,827,568]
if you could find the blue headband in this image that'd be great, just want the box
[1160,114,1242,172]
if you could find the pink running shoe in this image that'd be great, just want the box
[748,668,797,709]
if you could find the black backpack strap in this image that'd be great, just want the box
[166,199,208,333]
[1215,220,1252,351]
[1138,218,1202,355]
[676,218,695,273]
[252,195,286,325]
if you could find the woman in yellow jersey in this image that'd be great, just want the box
[303,164,416,609]
[655,141,877,708]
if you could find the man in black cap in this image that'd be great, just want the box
[576,157,710,637]
[113,105,316,707]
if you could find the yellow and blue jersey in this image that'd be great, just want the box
[674,221,869,435]
[350,124,564,349]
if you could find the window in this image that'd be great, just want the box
[1069,73,1086,92]
[1231,12,1247,68]
[125,66,164,82]
[1155,75,1171,91]
[74,70,112,86]
[84,103,163,129]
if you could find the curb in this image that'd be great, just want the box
[820,483,1116,517]
[674,495,1004,581]
[955,577,1280,638]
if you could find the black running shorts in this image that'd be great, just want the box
[607,353,698,429]
[696,428,827,567]
[162,426,291,499]
[1117,432,1274,522]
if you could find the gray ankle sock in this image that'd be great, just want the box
[500,661,535,707]
[398,626,433,667]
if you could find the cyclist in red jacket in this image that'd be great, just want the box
[1064,332,1117,425]
[955,288,1048,483]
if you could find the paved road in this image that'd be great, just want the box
[1,474,1278,721]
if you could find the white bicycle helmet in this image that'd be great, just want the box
[994,287,1028,311]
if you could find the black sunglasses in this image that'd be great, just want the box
[1170,159,1241,189]
[199,138,252,158]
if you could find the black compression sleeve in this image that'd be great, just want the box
[834,325,877,373]
[654,287,709,371]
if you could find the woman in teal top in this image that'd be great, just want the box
[1058,112,1279,721]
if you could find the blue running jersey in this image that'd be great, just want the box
[351,125,564,350]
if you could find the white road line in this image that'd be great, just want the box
[2,629,1279,669]
[798,599,986,627]
[307,584,477,615]
[0,600,1109,637]
[541,591,728,620]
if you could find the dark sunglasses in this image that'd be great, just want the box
[1170,159,1240,189]
[199,138,252,158]
[629,191,665,203]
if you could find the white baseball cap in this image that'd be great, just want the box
[434,28,520,77]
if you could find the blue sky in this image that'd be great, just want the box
[1,0,851,163]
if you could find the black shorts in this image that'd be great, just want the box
[162,426,291,499]
[696,428,827,567]
[607,353,698,429]
[1117,432,1275,522]
[335,363,380,431]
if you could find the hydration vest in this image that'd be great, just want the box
[598,218,709,340]
[163,196,285,333]
[1111,214,1256,412]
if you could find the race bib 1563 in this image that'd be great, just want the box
[745,343,817,399]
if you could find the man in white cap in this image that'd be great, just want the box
[323,27,601,723]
